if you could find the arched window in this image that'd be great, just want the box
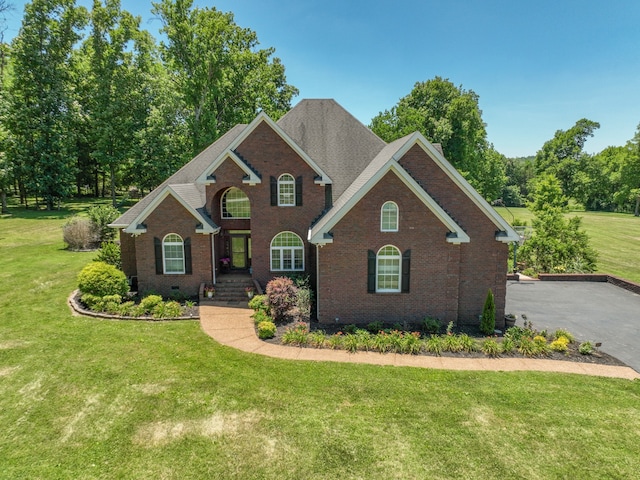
[380,201,399,232]
[163,233,185,274]
[376,245,401,292]
[221,187,250,218]
[277,174,295,206]
[270,231,304,271]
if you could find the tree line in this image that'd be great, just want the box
[1,1,639,217]
[0,0,297,211]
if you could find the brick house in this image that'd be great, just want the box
[111,99,518,327]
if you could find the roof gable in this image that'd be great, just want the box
[393,133,519,243]
[118,184,218,235]
[309,147,470,245]
[215,111,332,185]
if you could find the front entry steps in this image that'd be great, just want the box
[200,274,256,306]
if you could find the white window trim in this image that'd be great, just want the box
[221,187,251,219]
[277,173,295,207]
[270,231,305,271]
[380,201,399,232]
[376,245,401,293]
[163,233,185,275]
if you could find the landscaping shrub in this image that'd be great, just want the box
[307,330,327,348]
[366,321,383,333]
[78,261,129,297]
[343,324,358,334]
[481,338,502,357]
[257,321,277,339]
[425,335,445,355]
[94,242,121,269]
[550,337,569,353]
[251,310,271,325]
[87,204,119,243]
[266,277,298,322]
[422,316,440,334]
[295,287,313,321]
[248,294,269,314]
[502,337,515,353]
[281,322,309,346]
[153,300,183,319]
[139,294,164,314]
[554,329,575,343]
[480,289,496,335]
[579,341,594,355]
[343,334,359,353]
[63,217,96,250]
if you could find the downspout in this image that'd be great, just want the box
[316,244,321,322]
[211,233,217,285]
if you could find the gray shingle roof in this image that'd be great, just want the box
[277,99,386,199]
[111,124,247,227]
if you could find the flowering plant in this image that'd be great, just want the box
[204,285,215,294]
[220,257,230,265]
[245,286,256,293]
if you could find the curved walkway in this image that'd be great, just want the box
[199,306,640,381]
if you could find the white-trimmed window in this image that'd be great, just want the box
[270,231,304,271]
[221,187,250,218]
[163,233,185,274]
[376,245,401,292]
[381,201,399,232]
[278,174,295,206]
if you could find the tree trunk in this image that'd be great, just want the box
[1,191,7,214]
[635,195,639,217]
[110,164,117,207]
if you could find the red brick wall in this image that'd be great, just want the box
[134,195,213,296]
[206,121,328,287]
[119,230,137,278]
[398,145,509,325]
[317,171,460,325]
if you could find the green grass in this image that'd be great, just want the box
[1,202,640,479]
[496,207,640,283]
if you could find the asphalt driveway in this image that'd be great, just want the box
[506,280,640,373]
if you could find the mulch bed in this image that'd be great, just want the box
[260,319,628,368]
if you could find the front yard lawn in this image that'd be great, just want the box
[1,203,639,479]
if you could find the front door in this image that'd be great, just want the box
[229,231,251,270]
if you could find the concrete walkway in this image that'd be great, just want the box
[199,306,640,380]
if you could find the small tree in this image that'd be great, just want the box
[94,242,121,269]
[265,276,298,322]
[480,289,496,335]
[87,205,119,242]
[519,207,597,274]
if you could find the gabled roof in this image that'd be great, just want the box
[308,135,471,245]
[392,132,520,243]
[111,125,247,228]
[118,184,219,235]
[223,111,333,185]
[278,99,386,198]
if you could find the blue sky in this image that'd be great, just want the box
[3,0,640,157]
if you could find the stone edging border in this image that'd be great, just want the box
[67,290,199,321]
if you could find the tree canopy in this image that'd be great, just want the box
[370,76,504,200]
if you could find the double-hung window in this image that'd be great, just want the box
[277,174,295,206]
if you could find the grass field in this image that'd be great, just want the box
[496,207,640,283]
[1,202,639,479]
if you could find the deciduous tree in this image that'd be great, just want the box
[370,76,503,200]
[5,0,87,209]
[152,0,298,155]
